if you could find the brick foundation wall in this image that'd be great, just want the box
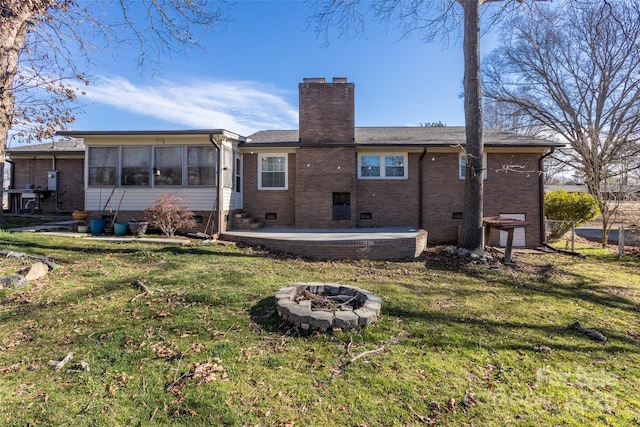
[84,209,217,235]
[224,229,427,260]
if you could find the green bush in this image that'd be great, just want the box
[545,190,599,238]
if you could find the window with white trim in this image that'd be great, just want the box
[258,154,288,190]
[358,153,408,179]
[459,153,488,180]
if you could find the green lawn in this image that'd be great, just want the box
[0,232,638,426]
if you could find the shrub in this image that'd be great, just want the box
[545,190,599,238]
[143,193,196,237]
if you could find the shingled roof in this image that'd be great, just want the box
[245,127,563,148]
[7,139,85,154]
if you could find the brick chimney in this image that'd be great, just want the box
[299,77,355,145]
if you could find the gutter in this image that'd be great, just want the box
[418,147,427,229]
[209,133,224,236]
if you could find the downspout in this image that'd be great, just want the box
[418,147,427,230]
[539,148,554,245]
[209,133,223,236]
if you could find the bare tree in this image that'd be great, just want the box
[483,0,640,247]
[1,0,229,206]
[309,0,544,250]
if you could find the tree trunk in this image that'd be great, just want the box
[457,0,484,250]
[1,7,38,216]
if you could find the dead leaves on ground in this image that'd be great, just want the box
[166,359,229,395]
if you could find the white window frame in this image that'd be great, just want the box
[459,153,488,180]
[357,153,408,179]
[258,153,288,190]
[87,144,218,188]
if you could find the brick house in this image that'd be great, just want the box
[239,77,563,246]
[7,76,561,248]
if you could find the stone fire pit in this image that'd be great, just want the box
[275,282,382,331]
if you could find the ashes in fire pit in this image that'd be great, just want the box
[275,282,382,331]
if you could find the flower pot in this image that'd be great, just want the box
[89,219,106,235]
[114,222,128,236]
[72,210,89,221]
[128,221,148,236]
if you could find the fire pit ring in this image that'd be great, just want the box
[275,282,382,331]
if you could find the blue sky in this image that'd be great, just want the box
[70,1,497,137]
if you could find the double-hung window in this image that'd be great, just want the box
[358,153,407,179]
[258,154,288,190]
[458,153,488,180]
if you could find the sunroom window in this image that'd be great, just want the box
[88,147,117,186]
[122,147,151,186]
[87,145,218,187]
[187,146,216,186]
[154,146,183,186]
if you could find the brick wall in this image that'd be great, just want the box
[422,152,543,246]
[11,157,85,213]
[484,152,542,246]
[299,78,354,145]
[356,152,421,227]
[242,152,296,226]
[295,146,357,228]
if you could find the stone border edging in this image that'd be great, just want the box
[275,282,382,331]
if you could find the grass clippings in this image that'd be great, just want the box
[0,231,639,426]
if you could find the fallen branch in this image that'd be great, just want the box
[131,279,151,294]
[347,346,385,364]
[572,322,607,342]
[130,279,152,301]
[48,352,74,371]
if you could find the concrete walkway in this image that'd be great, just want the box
[5,219,192,246]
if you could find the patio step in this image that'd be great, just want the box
[230,211,264,230]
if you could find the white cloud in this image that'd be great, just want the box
[83,76,298,135]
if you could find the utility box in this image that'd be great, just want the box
[47,171,59,191]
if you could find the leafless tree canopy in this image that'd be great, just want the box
[483,0,640,245]
[1,0,230,148]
